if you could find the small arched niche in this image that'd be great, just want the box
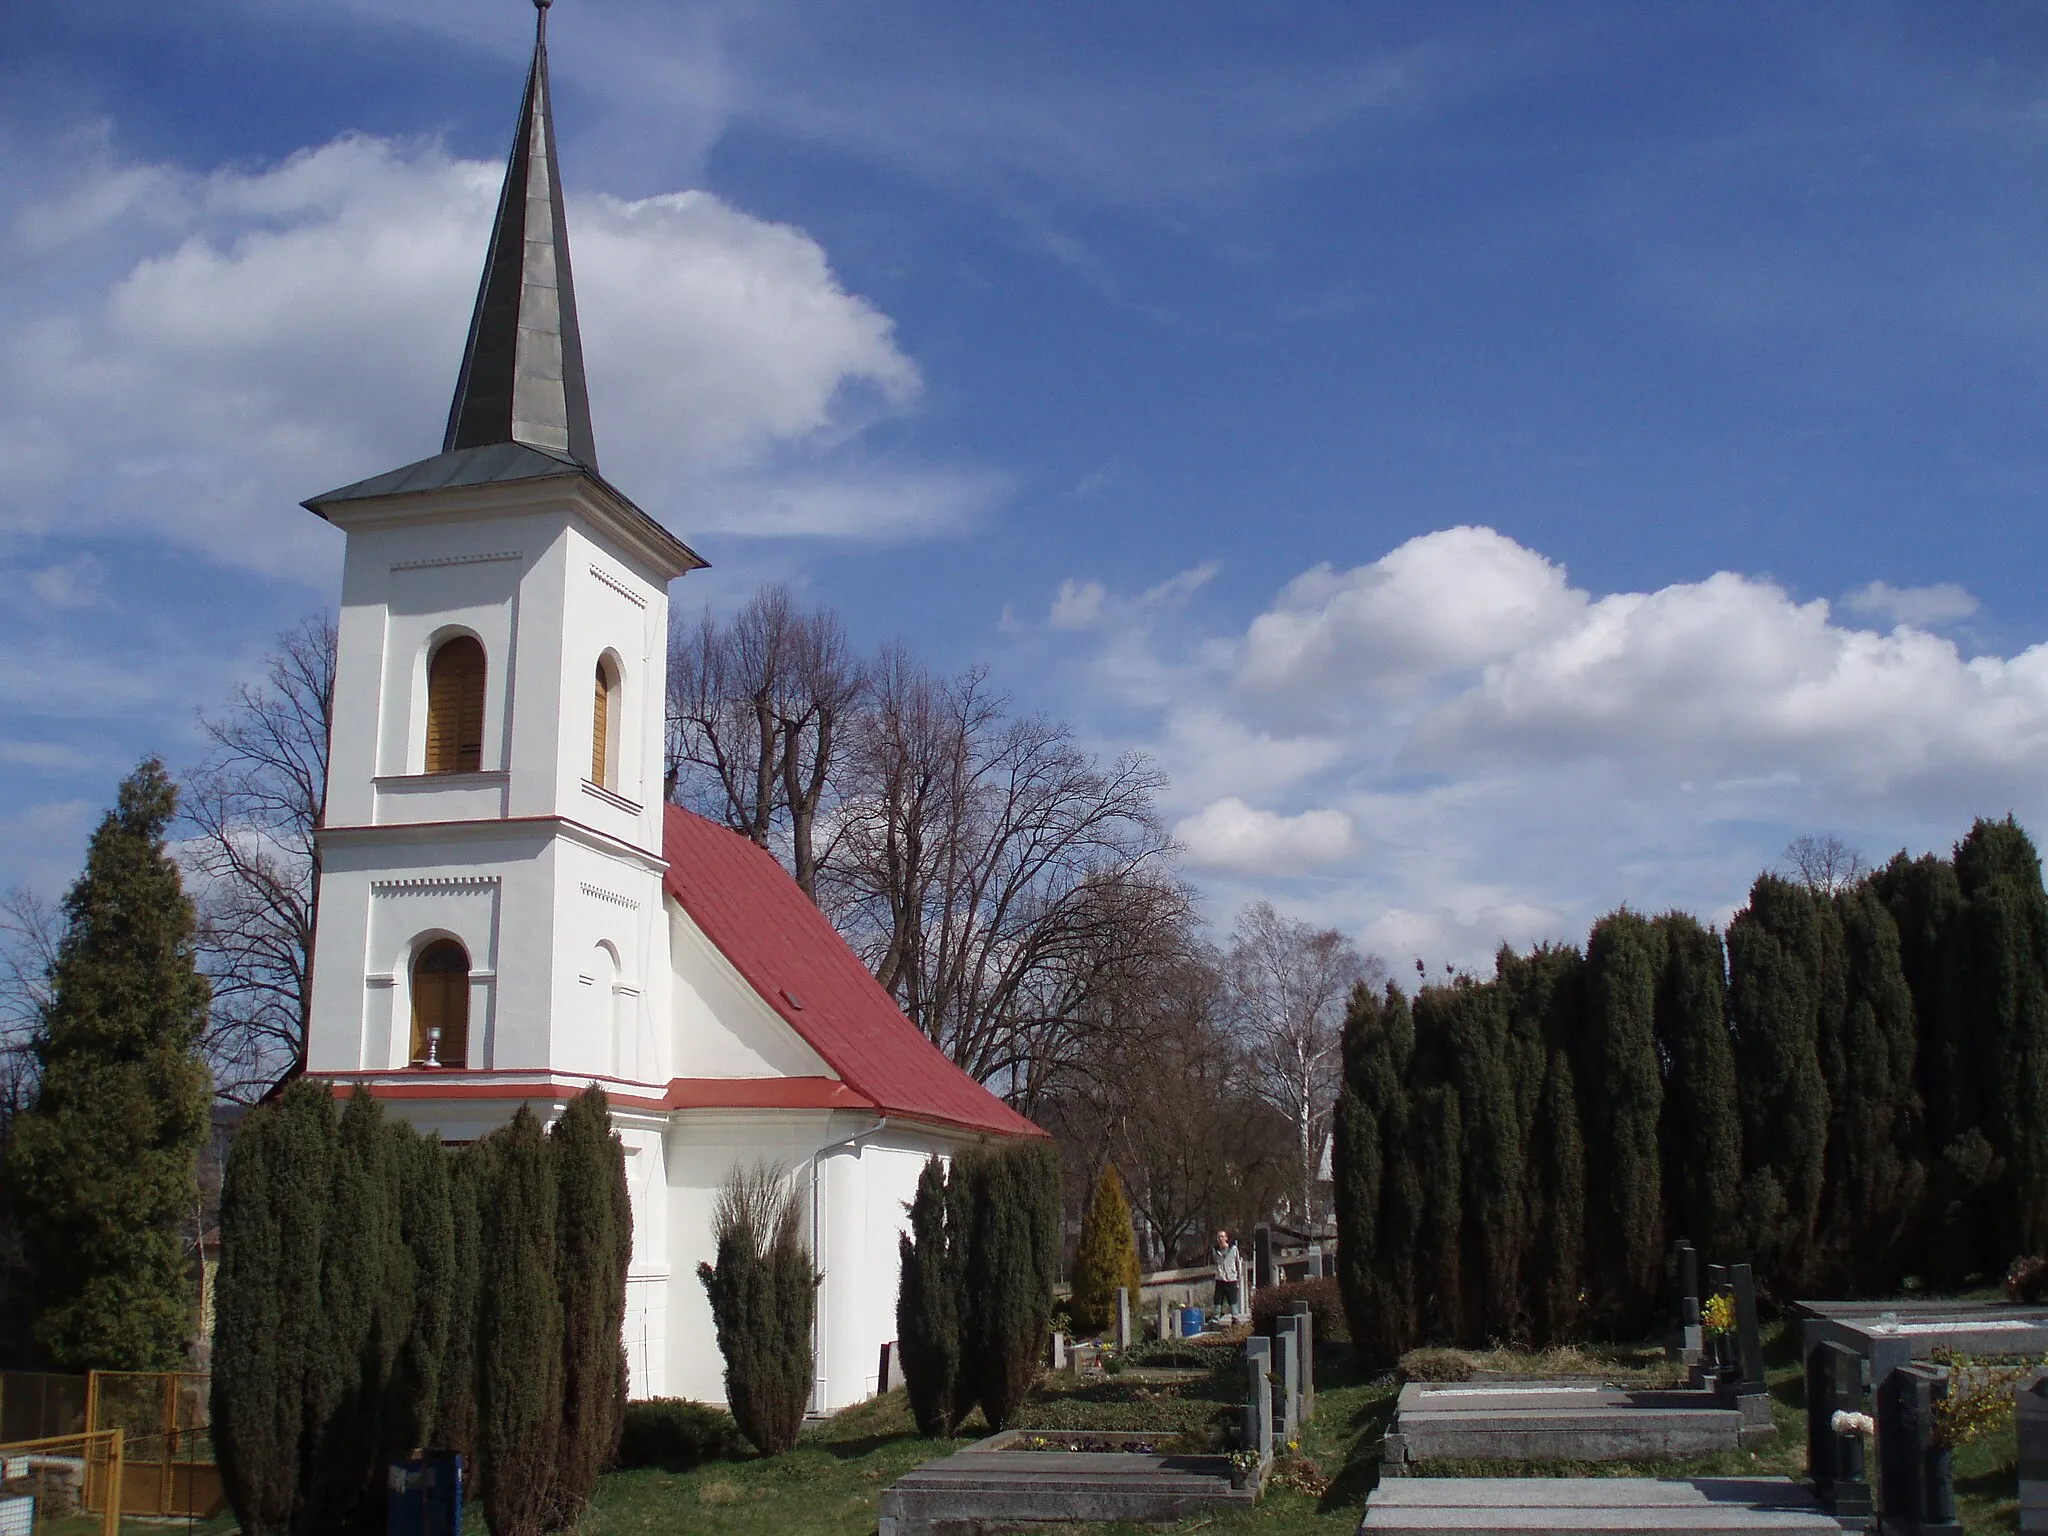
[411,937,470,1067]
[590,653,621,789]
[425,635,486,774]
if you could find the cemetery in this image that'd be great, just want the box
[6,6,2048,1536]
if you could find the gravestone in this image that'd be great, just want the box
[1673,1240,1703,1362]
[1877,1361,1961,1536]
[1731,1264,1766,1394]
[1307,1243,1324,1279]
[1272,1318,1301,1443]
[1287,1301,1316,1420]
[1244,1336,1274,1463]
[879,1339,907,1393]
[1050,1331,1067,1372]
[1116,1286,1132,1350]
[1252,1225,1275,1292]
[1158,1294,1174,1340]
[1804,1339,1872,1519]
[2020,1369,2048,1534]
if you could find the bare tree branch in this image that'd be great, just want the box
[1221,901,1382,1227]
[182,613,335,1100]
[1785,833,1869,896]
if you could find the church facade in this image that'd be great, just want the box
[298,1,1043,1412]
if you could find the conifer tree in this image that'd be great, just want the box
[897,1156,965,1436]
[304,1089,407,1536]
[1581,911,1664,1332]
[1952,817,2048,1256]
[7,758,212,1369]
[1069,1164,1141,1337]
[1817,883,1925,1286]
[1404,991,1466,1345]
[477,1107,564,1536]
[1501,945,1585,1346]
[436,1137,487,1471]
[1873,849,1983,1280]
[1334,982,1418,1365]
[212,1077,336,1536]
[697,1161,814,1457]
[960,1140,1059,1430]
[391,1125,454,1455]
[1440,977,1531,1343]
[549,1088,632,1520]
[1652,913,1742,1264]
[1728,875,1832,1287]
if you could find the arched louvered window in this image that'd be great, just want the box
[425,636,486,774]
[411,939,470,1067]
[591,656,618,787]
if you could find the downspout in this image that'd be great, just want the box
[811,1116,889,1415]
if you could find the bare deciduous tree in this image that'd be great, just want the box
[826,651,1179,1102]
[665,586,863,900]
[182,614,335,1098]
[1222,901,1380,1226]
[1785,833,1869,895]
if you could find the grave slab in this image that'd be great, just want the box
[1381,1382,1748,1470]
[1358,1475,1863,1533]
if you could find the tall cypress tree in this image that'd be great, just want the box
[1652,913,1742,1264]
[897,1156,964,1436]
[304,1089,407,1536]
[1441,977,1531,1344]
[212,1077,336,1536]
[6,758,212,1369]
[390,1124,453,1455]
[1406,996,1465,1347]
[961,1140,1059,1430]
[1820,882,1926,1287]
[1501,945,1585,1347]
[1953,817,2048,1257]
[1580,911,1664,1333]
[436,1137,487,1471]
[1335,982,1420,1365]
[476,1107,563,1536]
[549,1088,632,1521]
[1874,849,1986,1282]
[1069,1164,1141,1337]
[1728,876,1832,1289]
[698,1161,814,1457]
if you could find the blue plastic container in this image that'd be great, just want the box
[1181,1306,1205,1337]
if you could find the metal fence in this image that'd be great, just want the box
[84,1372,221,1521]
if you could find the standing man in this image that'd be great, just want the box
[1213,1229,1243,1323]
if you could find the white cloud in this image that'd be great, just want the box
[27,555,105,610]
[1049,578,1108,629]
[1,129,955,576]
[1842,579,1979,629]
[1175,797,1357,874]
[1046,527,2048,969]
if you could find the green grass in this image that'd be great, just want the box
[114,1324,2026,1534]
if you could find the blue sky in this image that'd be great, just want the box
[6,0,2048,967]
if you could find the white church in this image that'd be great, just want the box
[298,1,1045,1412]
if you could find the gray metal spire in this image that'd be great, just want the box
[443,0,598,471]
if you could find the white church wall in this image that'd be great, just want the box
[546,832,667,1085]
[667,905,833,1081]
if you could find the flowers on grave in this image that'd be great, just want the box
[1701,1291,1736,1336]
[1928,1350,2048,1449]
[1830,1410,1876,1437]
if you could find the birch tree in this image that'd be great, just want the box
[1222,902,1376,1225]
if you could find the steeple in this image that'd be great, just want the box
[443,0,598,472]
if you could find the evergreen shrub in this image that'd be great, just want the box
[697,1161,816,1456]
[1068,1164,1141,1336]
[897,1156,966,1437]
[1249,1277,1347,1342]
[958,1139,1060,1431]
[616,1400,742,1470]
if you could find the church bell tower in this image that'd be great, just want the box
[300,0,704,1106]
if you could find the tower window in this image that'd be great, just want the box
[426,636,486,774]
[591,656,618,788]
[411,939,470,1067]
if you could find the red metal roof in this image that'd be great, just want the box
[661,805,1046,1140]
